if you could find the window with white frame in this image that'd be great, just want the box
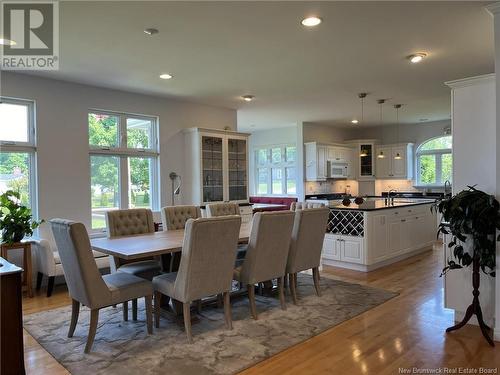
[416,135,452,186]
[0,97,37,214]
[88,111,159,230]
[255,144,297,195]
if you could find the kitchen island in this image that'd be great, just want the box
[316,198,437,271]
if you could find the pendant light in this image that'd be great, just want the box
[394,104,402,160]
[377,99,386,159]
[358,93,368,156]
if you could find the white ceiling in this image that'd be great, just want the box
[26,1,494,131]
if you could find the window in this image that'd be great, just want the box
[254,144,297,195]
[89,111,159,230]
[416,135,452,186]
[0,98,37,212]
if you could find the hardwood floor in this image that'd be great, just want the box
[22,244,500,374]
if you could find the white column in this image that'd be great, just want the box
[486,2,500,341]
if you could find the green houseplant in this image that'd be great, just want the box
[0,190,43,245]
[434,186,500,346]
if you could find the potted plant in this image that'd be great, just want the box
[0,190,43,245]
[434,185,500,346]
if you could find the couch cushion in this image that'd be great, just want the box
[53,250,108,264]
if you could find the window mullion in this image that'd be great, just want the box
[120,156,129,209]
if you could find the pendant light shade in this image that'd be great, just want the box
[394,104,403,159]
[377,99,386,159]
[357,93,368,157]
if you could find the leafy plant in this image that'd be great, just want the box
[0,190,44,245]
[433,186,500,277]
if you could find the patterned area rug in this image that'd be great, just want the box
[24,274,397,375]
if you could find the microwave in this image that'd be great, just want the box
[328,161,349,178]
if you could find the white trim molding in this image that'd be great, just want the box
[445,73,495,89]
[485,2,500,16]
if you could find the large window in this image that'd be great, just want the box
[0,98,37,212]
[89,111,159,230]
[416,135,452,186]
[255,144,297,196]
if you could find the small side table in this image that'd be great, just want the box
[1,242,33,298]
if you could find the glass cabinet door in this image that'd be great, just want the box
[227,137,248,201]
[359,144,373,177]
[202,136,224,202]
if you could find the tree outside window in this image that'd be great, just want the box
[417,136,452,186]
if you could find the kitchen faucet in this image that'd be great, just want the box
[444,180,452,197]
[388,189,398,205]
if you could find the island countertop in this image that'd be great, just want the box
[329,198,436,211]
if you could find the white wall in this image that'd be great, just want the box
[303,122,352,143]
[0,72,236,242]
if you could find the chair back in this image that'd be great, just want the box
[161,205,201,230]
[290,202,326,211]
[105,208,155,237]
[240,211,295,284]
[205,203,240,217]
[174,216,241,301]
[287,208,329,273]
[50,219,109,308]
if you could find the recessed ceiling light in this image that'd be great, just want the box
[351,119,359,124]
[301,16,322,27]
[159,73,173,80]
[242,95,254,102]
[0,38,16,46]
[408,52,427,64]
[144,28,159,36]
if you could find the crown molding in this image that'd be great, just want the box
[485,2,500,16]
[445,73,495,89]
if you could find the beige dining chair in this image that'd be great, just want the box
[152,215,241,342]
[205,202,240,217]
[50,219,153,353]
[233,211,295,319]
[106,208,161,320]
[290,202,326,211]
[286,208,329,304]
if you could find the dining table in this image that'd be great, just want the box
[90,222,253,319]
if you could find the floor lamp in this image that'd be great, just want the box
[169,172,181,205]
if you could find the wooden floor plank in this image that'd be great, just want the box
[22,244,500,374]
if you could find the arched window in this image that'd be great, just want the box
[416,135,452,186]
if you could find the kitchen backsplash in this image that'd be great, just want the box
[374,180,420,195]
[305,180,359,196]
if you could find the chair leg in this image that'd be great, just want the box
[84,309,99,354]
[196,299,202,314]
[223,291,232,330]
[289,273,298,305]
[46,276,55,297]
[183,302,193,343]
[132,298,138,321]
[278,277,286,310]
[123,301,128,321]
[216,294,223,308]
[154,291,162,328]
[312,267,321,297]
[68,299,80,338]
[247,284,258,320]
[36,272,43,291]
[145,295,153,334]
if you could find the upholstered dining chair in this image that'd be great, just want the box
[286,207,329,304]
[152,215,241,342]
[106,208,161,320]
[50,219,153,353]
[233,211,295,319]
[290,202,326,211]
[205,202,240,217]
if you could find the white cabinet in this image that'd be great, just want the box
[184,128,250,205]
[305,142,328,181]
[322,234,341,260]
[322,234,364,264]
[345,141,377,180]
[239,205,253,224]
[370,213,389,263]
[375,143,414,179]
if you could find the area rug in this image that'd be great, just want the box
[24,274,397,375]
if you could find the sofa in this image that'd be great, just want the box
[249,196,298,212]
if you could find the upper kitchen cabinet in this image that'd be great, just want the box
[184,128,250,205]
[305,142,327,181]
[375,143,414,179]
[347,140,377,180]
